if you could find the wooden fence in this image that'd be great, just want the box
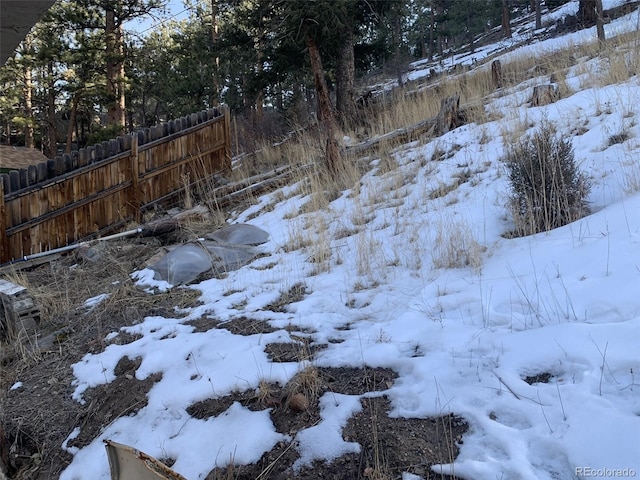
[0,107,231,264]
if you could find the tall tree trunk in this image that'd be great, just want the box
[106,8,117,126]
[595,0,605,41]
[466,0,474,52]
[242,75,252,119]
[429,4,435,61]
[106,6,125,133]
[578,0,597,27]
[306,34,342,173]
[336,28,356,127]
[116,26,126,128]
[535,0,542,29]
[255,40,264,123]
[23,60,34,149]
[65,95,79,154]
[392,10,403,87]
[255,89,264,122]
[211,0,220,105]
[46,61,58,158]
[501,0,512,38]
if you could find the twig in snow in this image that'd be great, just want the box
[589,336,616,395]
[538,391,553,434]
[556,380,567,421]
[492,371,521,400]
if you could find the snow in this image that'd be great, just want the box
[402,1,640,89]
[56,10,640,480]
[82,293,109,310]
[293,393,362,471]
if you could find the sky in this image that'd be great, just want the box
[13,1,640,479]
[125,0,190,36]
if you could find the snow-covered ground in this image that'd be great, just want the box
[398,0,639,88]
[50,7,640,480]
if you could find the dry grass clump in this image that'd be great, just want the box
[286,365,323,407]
[431,217,484,270]
[502,121,591,237]
[235,129,323,180]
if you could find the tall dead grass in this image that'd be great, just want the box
[201,23,640,275]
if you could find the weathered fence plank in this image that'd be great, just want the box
[0,109,230,263]
[0,182,6,261]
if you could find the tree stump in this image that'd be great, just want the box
[437,94,461,135]
[531,84,558,107]
[491,60,503,89]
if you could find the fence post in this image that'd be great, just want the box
[0,182,8,263]
[131,132,141,223]
[224,106,232,171]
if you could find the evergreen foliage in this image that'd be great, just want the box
[0,0,604,150]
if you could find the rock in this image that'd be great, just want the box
[289,393,309,412]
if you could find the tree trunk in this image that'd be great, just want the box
[46,61,58,158]
[106,8,117,126]
[116,26,126,128]
[306,34,342,173]
[66,95,79,154]
[255,90,264,122]
[392,10,403,87]
[211,0,220,105]
[595,0,605,41]
[535,0,542,29]
[429,3,435,61]
[255,39,264,122]
[578,0,597,27]
[501,0,512,38]
[466,0,474,52]
[336,28,356,127]
[23,59,34,149]
[105,6,125,133]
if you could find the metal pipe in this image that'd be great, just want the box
[21,228,143,261]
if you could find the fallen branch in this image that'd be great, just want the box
[212,169,300,209]
[346,118,437,158]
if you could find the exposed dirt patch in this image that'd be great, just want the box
[342,396,468,479]
[318,367,396,396]
[0,241,204,480]
[184,315,278,335]
[264,340,327,362]
[187,384,276,419]
[264,283,308,312]
[184,316,221,333]
[70,370,162,449]
[523,372,553,385]
[218,316,277,335]
[203,370,467,480]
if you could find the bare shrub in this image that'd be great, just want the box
[503,121,590,236]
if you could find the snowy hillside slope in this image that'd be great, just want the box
[53,5,640,480]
